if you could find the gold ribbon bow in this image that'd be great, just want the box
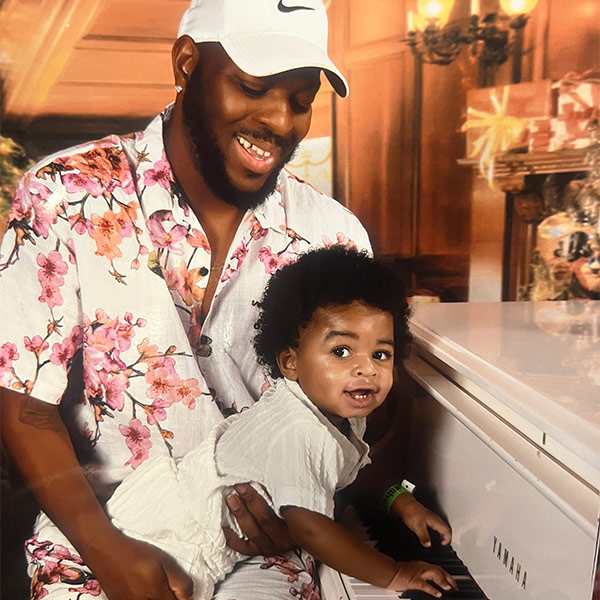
[462,86,530,188]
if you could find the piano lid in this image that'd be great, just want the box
[409,300,600,486]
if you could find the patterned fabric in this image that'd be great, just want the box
[0,105,370,598]
[28,513,321,600]
[106,379,371,599]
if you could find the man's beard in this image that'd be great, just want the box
[181,66,300,212]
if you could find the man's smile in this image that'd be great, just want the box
[235,134,278,175]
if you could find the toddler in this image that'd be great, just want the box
[107,246,457,599]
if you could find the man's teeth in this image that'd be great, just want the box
[238,136,272,158]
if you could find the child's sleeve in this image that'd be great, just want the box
[262,420,342,519]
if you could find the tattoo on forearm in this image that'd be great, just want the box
[19,396,62,432]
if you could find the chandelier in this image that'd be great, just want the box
[405,0,539,72]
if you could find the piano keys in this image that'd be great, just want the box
[320,506,488,600]
[321,301,599,600]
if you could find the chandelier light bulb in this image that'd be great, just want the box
[417,0,454,24]
[499,0,539,15]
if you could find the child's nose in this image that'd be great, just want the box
[353,356,376,377]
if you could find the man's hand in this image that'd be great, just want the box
[83,529,194,600]
[389,493,452,548]
[223,483,294,556]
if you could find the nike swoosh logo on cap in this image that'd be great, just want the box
[277,0,315,13]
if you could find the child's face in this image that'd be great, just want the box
[277,300,395,425]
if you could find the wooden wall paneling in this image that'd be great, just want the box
[86,0,188,40]
[469,175,506,301]
[331,0,416,256]
[544,0,600,80]
[419,59,472,256]
[346,55,414,256]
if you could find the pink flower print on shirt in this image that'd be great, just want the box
[143,158,172,190]
[49,325,83,369]
[250,219,269,241]
[165,262,205,307]
[144,366,180,406]
[9,175,55,239]
[38,280,64,310]
[68,212,94,236]
[321,232,357,251]
[258,246,297,274]
[68,578,102,597]
[171,377,201,409]
[101,372,129,411]
[146,210,188,255]
[37,250,68,286]
[24,335,49,357]
[145,397,169,425]
[90,210,124,260]
[258,246,283,274]
[0,342,19,386]
[187,228,211,252]
[62,172,103,198]
[119,418,152,468]
[136,337,161,365]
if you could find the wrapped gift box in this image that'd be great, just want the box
[528,118,554,153]
[465,80,555,156]
[552,78,600,150]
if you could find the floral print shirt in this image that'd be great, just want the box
[0,106,371,495]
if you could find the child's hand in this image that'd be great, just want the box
[389,493,452,548]
[386,560,457,597]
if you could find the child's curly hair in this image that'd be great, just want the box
[253,246,411,378]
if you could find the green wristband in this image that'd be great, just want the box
[381,479,415,514]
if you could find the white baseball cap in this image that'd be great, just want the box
[177,0,348,97]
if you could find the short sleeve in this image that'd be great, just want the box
[261,419,342,519]
[0,171,82,404]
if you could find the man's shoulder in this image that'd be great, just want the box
[276,170,371,250]
[30,132,137,173]
[278,169,342,209]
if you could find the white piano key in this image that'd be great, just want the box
[347,577,399,597]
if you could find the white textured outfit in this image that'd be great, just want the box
[106,378,371,600]
[0,105,370,599]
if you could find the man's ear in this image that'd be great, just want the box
[276,348,299,381]
[172,35,199,92]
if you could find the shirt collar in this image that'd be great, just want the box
[241,175,288,237]
[282,378,368,449]
[138,105,288,236]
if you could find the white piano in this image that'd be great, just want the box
[322,300,600,600]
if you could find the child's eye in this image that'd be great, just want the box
[373,350,392,361]
[332,347,350,358]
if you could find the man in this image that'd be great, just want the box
[0,1,450,598]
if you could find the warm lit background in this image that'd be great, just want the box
[1,0,599,302]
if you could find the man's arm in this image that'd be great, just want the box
[282,506,456,596]
[0,388,193,600]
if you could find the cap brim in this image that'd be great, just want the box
[221,33,348,98]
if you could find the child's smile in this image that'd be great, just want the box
[277,300,395,426]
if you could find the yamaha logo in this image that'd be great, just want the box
[493,536,528,590]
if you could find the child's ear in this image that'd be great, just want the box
[277,347,299,380]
